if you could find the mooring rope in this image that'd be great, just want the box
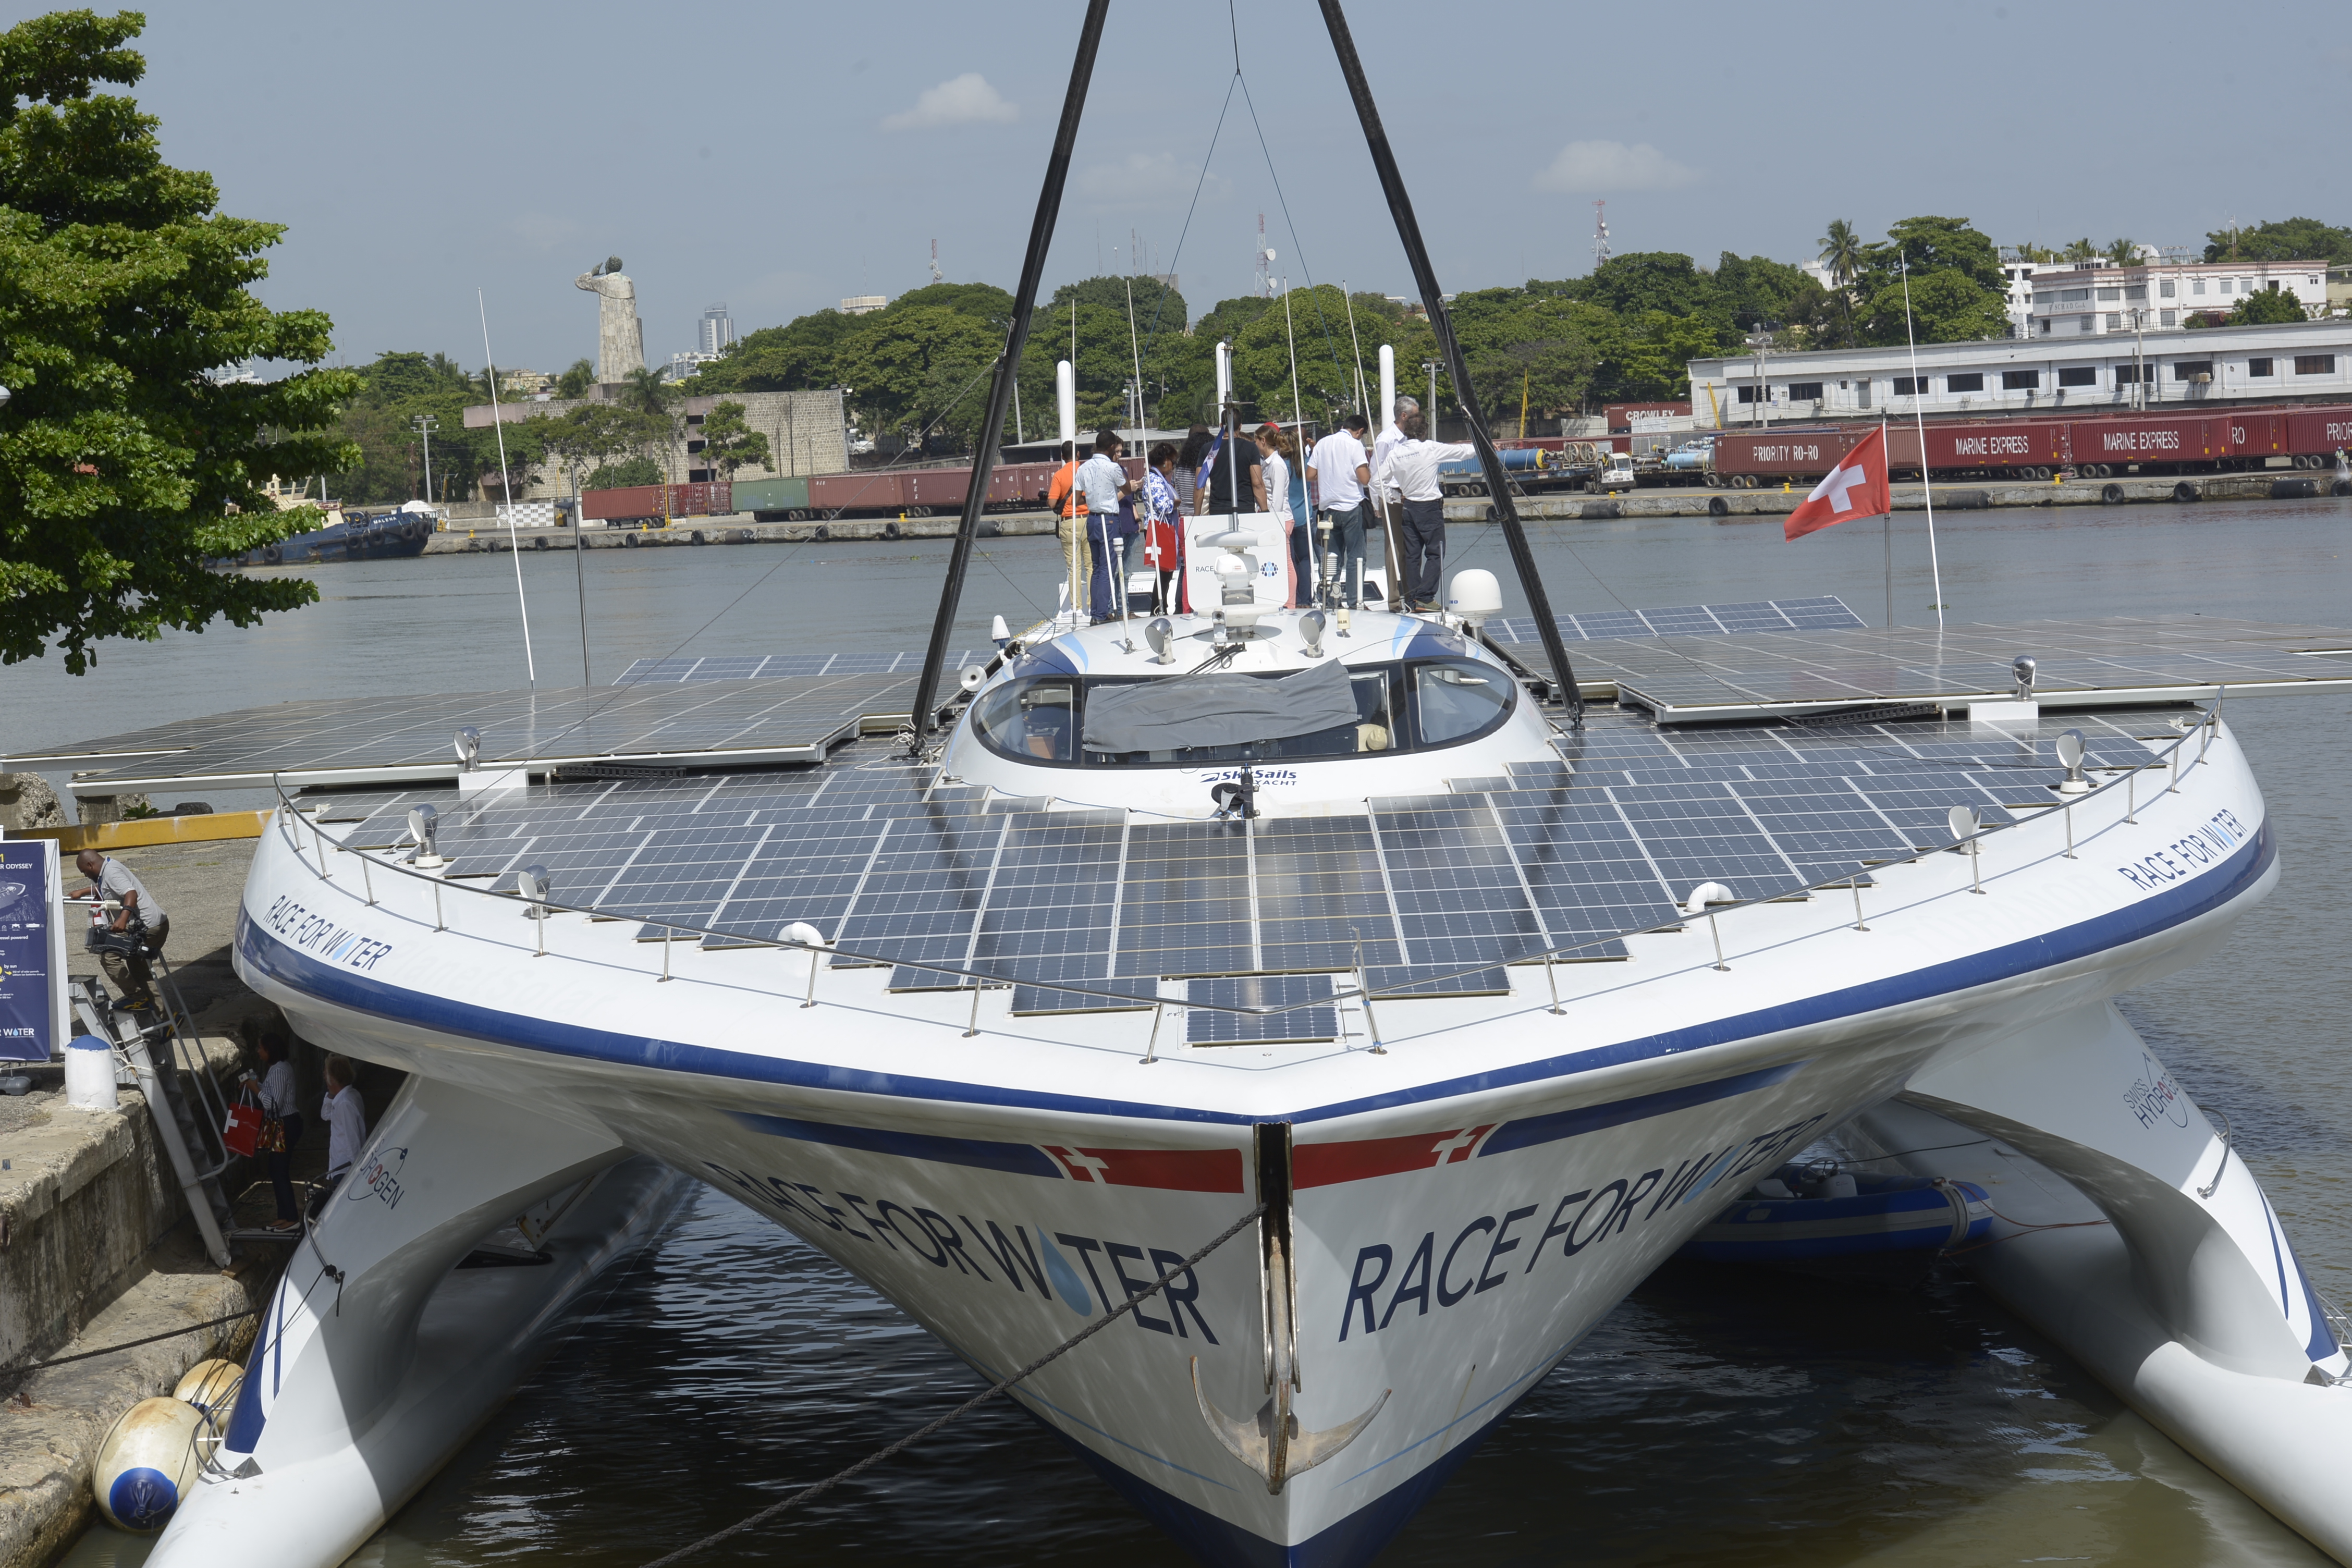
[639,1202,1265,1568]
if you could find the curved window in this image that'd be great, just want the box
[1410,659,1514,747]
[967,659,1513,768]
[971,677,1077,763]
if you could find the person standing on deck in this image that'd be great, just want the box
[1307,413,1371,606]
[1256,422,1304,607]
[1140,443,1183,615]
[1373,411,1475,610]
[1076,429,1135,623]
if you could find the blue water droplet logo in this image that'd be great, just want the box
[1033,1224,1094,1316]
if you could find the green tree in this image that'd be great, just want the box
[2204,218,2352,266]
[1856,267,2009,347]
[1819,218,1863,342]
[554,357,594,398]
[2062,237,2098,265]
[584,456,660,489]
[2224,286,2309,325]
[694,308,861,394]
[0,9,359,671]
[1050,274,1187,334]
[1576,252,1715,318]
[834,304,1000,449]
[894,280,1018,328]
[2106,238,2142,267]
[699,399,771,477]
[1869,217,2005,294]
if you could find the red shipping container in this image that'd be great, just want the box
[581,484,664,521]
[1606,401,1692,434]
[1712,430,1856,480]
[1893,421,2069,472]
[2286,407,2352,458]
[810,470,912,515]
[2067,415,2226,466]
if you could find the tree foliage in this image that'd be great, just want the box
[0,8,360,671]
[698,399,770,477]
[2204,217,2352,266]
[2225,286,2310,326]
[585,456,660,489]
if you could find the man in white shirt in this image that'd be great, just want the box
[1075,429,1135,623]
[1371,411,1477,610]
[1367,396,1418,609]
[1305,413,1371,606]
[76,849,168,1010]
[321,1056,368,1182]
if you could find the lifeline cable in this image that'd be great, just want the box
[638,1202,1265,1568]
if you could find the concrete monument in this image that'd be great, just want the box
[574,256,646,383]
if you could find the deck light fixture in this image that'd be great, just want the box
[2055,729,2090,793]
[455,727,482,770]
[1146,616,1174,664]
[407,805,442,868]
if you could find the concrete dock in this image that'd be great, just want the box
[412,469,2348,556]
[0,837,398,1568]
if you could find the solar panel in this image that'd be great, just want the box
[1186,974,1340,1045]
[611,650,973,683]
[1485,596,1865,645]
[12,673,929,789]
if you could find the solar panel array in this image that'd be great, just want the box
[11,673,929,790]
[1536,615,2352,721]
[614,650,975,684]
[1485,595,1865,644]
[303,707,2171,1021]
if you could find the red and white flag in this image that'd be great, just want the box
[1784,426,1891,541]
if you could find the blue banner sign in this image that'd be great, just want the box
[0,840,61,1061]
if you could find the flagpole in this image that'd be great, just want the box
[1899,253,1944,631]
[1880,415,1893,629]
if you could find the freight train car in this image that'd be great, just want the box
[1706,403,2352,485]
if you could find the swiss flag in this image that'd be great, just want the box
[1784,426,1891,541]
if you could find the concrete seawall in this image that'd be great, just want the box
[411,471,2348,556]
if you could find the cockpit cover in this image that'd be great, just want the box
[1080,657,1364,754]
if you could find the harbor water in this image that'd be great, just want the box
[23,495,2352,1567]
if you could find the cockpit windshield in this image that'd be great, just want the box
[967,657,1512,768]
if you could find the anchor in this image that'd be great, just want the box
[1191,1123,1389,1493]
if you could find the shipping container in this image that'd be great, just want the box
[731,476,811,516]
[2065,414,2228,470]
[2286,408,2352,461]
[580,484,666,522]
[1606,401,1692,434]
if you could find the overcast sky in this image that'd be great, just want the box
[131,0,2346,378]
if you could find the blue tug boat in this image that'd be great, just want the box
[219,506,434,568]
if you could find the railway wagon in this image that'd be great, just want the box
[579,482,734,524]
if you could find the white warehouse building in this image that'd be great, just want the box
[2029,258,2328,337]
[1687,317,2352,426]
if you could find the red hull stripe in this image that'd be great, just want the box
[1294,1125,1494,1189]
[1047,1145,1246,1193]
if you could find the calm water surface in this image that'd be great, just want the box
[33,496,2352,1567]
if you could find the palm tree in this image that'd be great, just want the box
[2106,238,2142,268]
[2062,237,2098,266]
[1818,219,1862,343]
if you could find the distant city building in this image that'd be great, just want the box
[2030,259,2326,337]
[499,368,552,396]
[460,387,851,495]
[840,296,889,315]
[666,350,718,383]
[699,302,736,356]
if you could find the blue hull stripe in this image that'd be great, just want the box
[235,821,2273,1131]
[730,1109,1065,1178]
[1480,1061,1802,1155]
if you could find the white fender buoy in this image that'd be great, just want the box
[93,1396,204,1532]
[174,1357,242,1418]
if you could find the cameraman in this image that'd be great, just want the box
[77,848,168,1012]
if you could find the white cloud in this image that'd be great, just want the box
[1531,140,1700,193]
[880,74,1018,132]
[1076,152,1229,209]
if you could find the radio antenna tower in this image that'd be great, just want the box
[929,238,944,285]
[1592,200,1610,270]
[1255,213,1273,298]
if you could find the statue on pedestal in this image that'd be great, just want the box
[574,257,646,384]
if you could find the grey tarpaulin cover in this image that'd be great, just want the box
[1081,658,1363,753]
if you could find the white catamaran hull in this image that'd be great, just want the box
[140,717,2341,1567]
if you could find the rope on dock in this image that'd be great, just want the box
[639,1202,1267,1568]
[2,1306,258,1379]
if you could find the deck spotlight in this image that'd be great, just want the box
[1683,882,1734,971]
[1146,616,1175,665]
[455,727,482,771]
[1948,804,1980,842]
[407,805,443,868]
[959,665,986,695]
[2011,656,2037,701]
[2054,729,2090,794]
[785,921,828,1008]
[516,864,551,919]
[1298,610,1327,657]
